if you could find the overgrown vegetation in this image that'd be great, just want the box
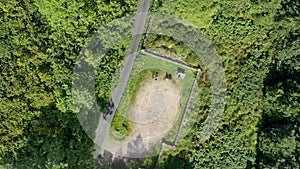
[0,0,137,168]
[145,35,201,67]
[147,0,300,168]
[0,0,299,168]
[110,110,132,139]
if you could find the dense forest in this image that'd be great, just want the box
[0,0,138,168]
[152,0,300,168]
[0,0,299,168]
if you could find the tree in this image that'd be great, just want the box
[257,39,300,168]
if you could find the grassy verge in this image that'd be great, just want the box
[128,69,152,103]
[110,110,132,140]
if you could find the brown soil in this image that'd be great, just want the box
[101,77,181,158]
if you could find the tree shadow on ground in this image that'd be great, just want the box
[97,134,158,169]
[252,45,300,168]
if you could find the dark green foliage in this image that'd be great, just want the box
[0,0,137,167]
[280,0,300,21]
[263,40,300,122]
[95,39,131,106]
[158,151,194,169]
[256,123,299,169]
[147,0,300,168]
[1,0,299,168]
[145,34,201,67]
[111,110,132,138]
[256,39,300,168]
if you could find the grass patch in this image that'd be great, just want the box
[110,110,132,139]
[110,53,197,143]
[128,69,151,103]
[132,54,197,143]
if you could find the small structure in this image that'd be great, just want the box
[165,72,172,80]
[154,71,159,80]
[177,67,185,79]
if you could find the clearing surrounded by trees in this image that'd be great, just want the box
[99,53,198,158]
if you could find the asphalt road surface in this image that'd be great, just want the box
[92,0,150,159]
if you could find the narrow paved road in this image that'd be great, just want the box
[92,0,150,159]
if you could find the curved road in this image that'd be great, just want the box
[92,0,150,159]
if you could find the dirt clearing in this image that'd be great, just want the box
[102,76,182,157]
